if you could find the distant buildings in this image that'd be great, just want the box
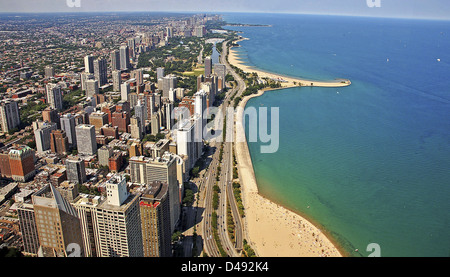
[110,50,121,71]
[44,65,55,79]
[34,122,57,153]
[60,114,77,147]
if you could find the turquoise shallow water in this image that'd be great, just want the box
[224,13,450,257]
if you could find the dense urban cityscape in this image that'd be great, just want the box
[0,11,270,258]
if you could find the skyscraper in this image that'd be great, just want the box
[112,70,122,92]
[121,82,130,101]
[129,153,180,232]
[60,114,77,147]
[65,156,87,185]
[46,83,63,110]
[162,75,177,99]
[34,122,57,153]
[139,182,172,257]
[7,145,36,182]
[0,100,20,133]
[84,55,95,74]
[50,129,69,155]
[156,67,164,80]
[94,174,143,257]
[204,56,212,77]
[32,184,84,257]
[94,58,107,86]
[85,79,99,98]
[75,124,97,155]
[17,203,40,256]
[110,49,121,71]
[120,44,130,70]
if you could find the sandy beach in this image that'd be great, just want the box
[229,38,351,88]
[231,38,345,257]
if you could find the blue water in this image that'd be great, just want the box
[224,13,450,257]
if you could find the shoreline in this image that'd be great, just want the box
[231,39,347,257]
[229,37,351,88]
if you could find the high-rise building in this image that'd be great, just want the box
[89,111,108,132]
[94,58,108,86]
[112,70,122,92]
[165,102,174,131]
[75,124,97,155]
[151,113,160,135]
[156,67,164,80]
[119,44,130,70]
[98,145,113,167]
[86,79,99,98]
[33,184,84,257]
[204,56,212,77]
[132,69,144,86]
[80,72,94,91]
[213,63,226,87]
[139,182,172,257]
[46,83,63,110]
[44,65,55,79]
[195,90,207,138]
[17,203,40,256]
[84,55,95,74]
[162,75,177,99]
[110,50,121,71]
[0,100,20,134]
[94,174,143,257]
[129,153,180,232]
[34,122,57,153]
[121,82,130,101]
[60,114,77,147]
[111,111,130,133]
[177,117,202,171]
[72,193,101,257]
[50,129,69,155]
[42,107,60,129]
[6,145,36,182]
[130,116,143,140]
[65,156,87,185]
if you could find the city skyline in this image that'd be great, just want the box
[0,0,449,21]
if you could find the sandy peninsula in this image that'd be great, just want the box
[231,38,346,257]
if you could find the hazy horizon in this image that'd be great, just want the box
[0,0,449,21]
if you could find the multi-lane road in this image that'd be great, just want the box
[181,38,247,257]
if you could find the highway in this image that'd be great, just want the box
[182,38,247,257]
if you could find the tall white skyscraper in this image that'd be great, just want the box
[85,79,99,98]
[75,124,97,155]
[156,67,164,80]
[46,83,63,111]
[112,70,122,92]
[120,44,130,70]
[0,100,20,133]
[84,55,94,73]
[121,82,130,101]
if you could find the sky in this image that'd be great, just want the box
[0,0,449,20]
